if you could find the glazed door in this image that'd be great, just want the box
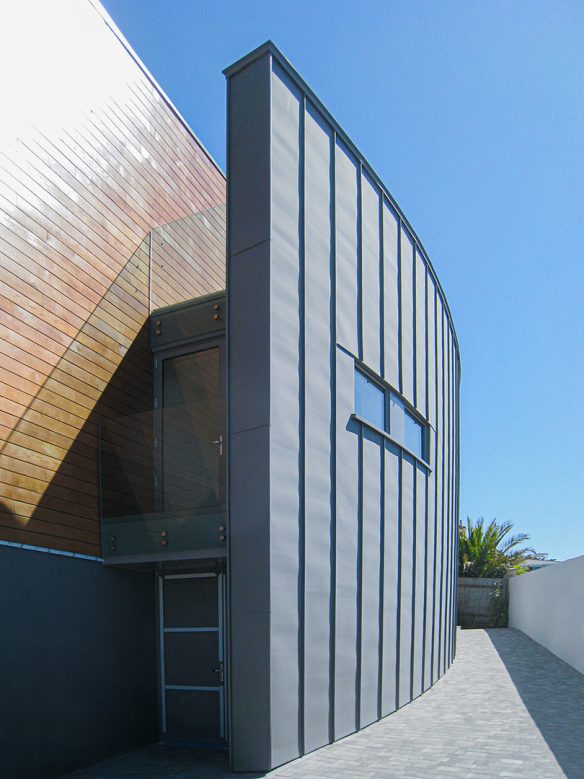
[159,573,226,744]
[159,345,225,514]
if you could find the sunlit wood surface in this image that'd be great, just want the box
[0,0,226,554]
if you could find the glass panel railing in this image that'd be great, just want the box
[99,407,226,560]
[151,204,226,311]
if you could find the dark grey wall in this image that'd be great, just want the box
[226,42,460,773]
[0,545,157,779]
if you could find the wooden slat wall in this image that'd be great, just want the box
[0,0,226,555]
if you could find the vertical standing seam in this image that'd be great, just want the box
[267,55,273,769]
[298,94,306,758]
[437,307,444,677]
[397,221,403,395]
[422,468,429,691]
[379,194,385,382]
[454,357,461,658]
[377,189,385,720]
[225,73,233,768]
[394,452,403,710]
[425,264,430,422]
[356,165,363,362]
[421,264,430,691]
[377,442,385,720]
[412,247,417,409]
[409,459,417,701]
[440,309,447,676]
[328,129,337,745]
[431,284,439,686]
[451,336,456,664]
[355,430,364,730]
[444,332,452,671]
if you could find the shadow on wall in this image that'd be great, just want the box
[32,319,154,542]
[0,205,226,555]
[0,320,153,552]
[0,233,152,554]
[0,500,15,525]
[486,628,584,779]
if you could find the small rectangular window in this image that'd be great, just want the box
[404,409,424,459]
[354,369,385,430]
[354,366,428,464]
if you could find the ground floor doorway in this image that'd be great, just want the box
[158,572,226,745]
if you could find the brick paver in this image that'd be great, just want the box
[62,629,584,779]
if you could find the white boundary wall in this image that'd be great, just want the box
[509,555,584,675]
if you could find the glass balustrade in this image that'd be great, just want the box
[99,405,226,560]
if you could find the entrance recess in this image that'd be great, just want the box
[159,572,226,744]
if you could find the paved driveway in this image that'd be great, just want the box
[62,629,584,779]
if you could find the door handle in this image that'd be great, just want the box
[210,434,223,456]
[212,661,224,684]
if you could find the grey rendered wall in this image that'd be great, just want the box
[226,43,460,773]
[509,556,584,675]
[0,545,157,779]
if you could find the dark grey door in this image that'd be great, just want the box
[159,573,225,743]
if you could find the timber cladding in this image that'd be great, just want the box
[0,0,226,555]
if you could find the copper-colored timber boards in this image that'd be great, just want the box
[0,7,226,555]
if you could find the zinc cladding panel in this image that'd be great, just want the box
[228,240,271,434]
[451,331,459,661]
[398,455,415,708]
[382,202,399,389]
[443,327,451,672]
[381,443,400,715]
[226,54,272,773]
[435,300,445,678]
[424,459,436,690]
[361,174,381,374]
[441,309,450,677]
[447,329,455,665]
[334,348,359,740]
[415,251,427,415]
[227,56,271,257]
[426,277,437,429]
[303,104,333,753]
[228,394,272,765]
[412,463,427,699]
[400,227,415,403]
[269,63,302,765]
[360,427,382,728]
[335,142,359,357]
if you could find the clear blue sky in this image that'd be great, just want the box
[101,0,584,561]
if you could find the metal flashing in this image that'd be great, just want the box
[0,539,102,563]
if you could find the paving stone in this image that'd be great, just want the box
[61,629,584,779]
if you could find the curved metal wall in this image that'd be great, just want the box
[226,42,460,772]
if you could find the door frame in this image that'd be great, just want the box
[154,336,226,513]
[158,571,227,743]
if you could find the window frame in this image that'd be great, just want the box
[354,367,386,432]
[352,362,431,469]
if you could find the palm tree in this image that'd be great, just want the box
[458,517,546,578]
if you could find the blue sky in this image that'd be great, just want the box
[101,0,584,561]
